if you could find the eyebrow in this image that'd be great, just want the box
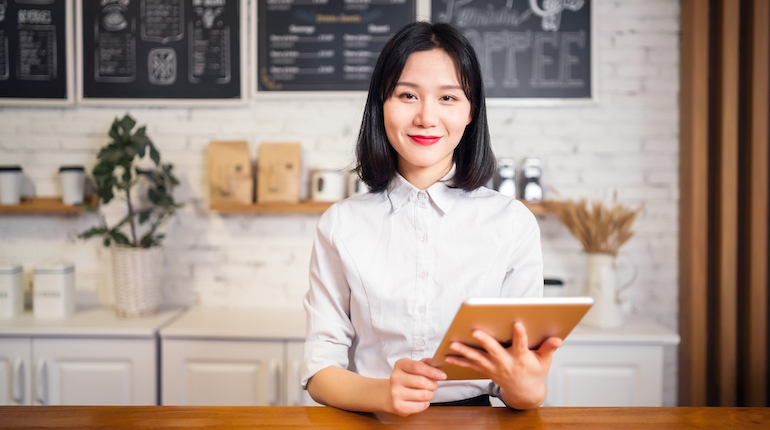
[395,81,464,91]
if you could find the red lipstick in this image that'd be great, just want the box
[409,135,441,145]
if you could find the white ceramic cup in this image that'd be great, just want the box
[0,166,23,205]
[59,166,86,205]
[310,169,346,202]
[347,171,368,197]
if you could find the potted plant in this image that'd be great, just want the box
[79,114,183,317]
[551,196,643,328]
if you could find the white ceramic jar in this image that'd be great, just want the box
[59,165,86,205]
[347,170,369,197]
[0,262,24,318]
[0,165,23,205]
[33,262,75,318]
[310,168,346,202]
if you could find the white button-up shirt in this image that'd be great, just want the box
[302,168,543,403]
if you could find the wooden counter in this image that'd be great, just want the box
[0,406,767,429]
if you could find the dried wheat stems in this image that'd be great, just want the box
[551,197,644,256]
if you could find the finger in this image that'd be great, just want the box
[450,341,494,370]
[393,400,430,417]
[535,337,564,358]
[397,358,447,380]
[511,322,529,357]
[444,355,486,374]
[471,329,511,363]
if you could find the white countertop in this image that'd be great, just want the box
[159,306,307,341]
[567,316,680,345]
[159,306,679,345]
[0,307,185,338]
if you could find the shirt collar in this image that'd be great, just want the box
[386,165,465,214]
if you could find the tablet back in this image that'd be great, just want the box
[430,297,594,380]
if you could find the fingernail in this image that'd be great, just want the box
[437,371,447,380]
[472,330,482,338]
[450,342,460,351]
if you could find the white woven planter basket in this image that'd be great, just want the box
[111,246,162,317]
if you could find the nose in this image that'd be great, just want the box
[414,100,439,128]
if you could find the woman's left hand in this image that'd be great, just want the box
[443,322,562,410]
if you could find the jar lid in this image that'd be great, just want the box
[0,262,22,274]
[59,165,85,172]
[34,262,74,274]
[0,165,22,172]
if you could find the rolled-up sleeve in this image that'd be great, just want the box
[301,204,356,389]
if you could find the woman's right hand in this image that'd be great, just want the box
[387,358,447,417]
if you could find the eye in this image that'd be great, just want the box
[441,95,458,101]
[398,92,417,100]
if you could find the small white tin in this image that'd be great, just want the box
[33,262,75,318]
[0,262,24,318]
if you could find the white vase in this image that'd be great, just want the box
[580,253,636,328]
[111,246,162,317]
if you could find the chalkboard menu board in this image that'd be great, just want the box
[432,0,592,100]
[0,0,73,105]
[77,0,246,103]
[255,0,416,93]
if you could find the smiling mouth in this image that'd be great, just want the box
[409,135,441,145]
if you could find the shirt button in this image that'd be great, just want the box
[418,271,427,279]
[418,306,426,313]
[417,193,425,200]
[415,339,425,348]
[418,233,426,242]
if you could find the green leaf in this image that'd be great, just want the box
[109,230,131,246]
[119,115,136,135]
[103,237,111,247]
[78,227,108,240]
[138,210,151,225]
[149,143,161,166]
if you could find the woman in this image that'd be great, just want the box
[301,21,562,417]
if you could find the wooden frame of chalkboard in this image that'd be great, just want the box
[0,0,75,106]
[250,0,419,99]
[430,0,596,106]
[75,0,248,106]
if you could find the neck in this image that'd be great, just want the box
[397,161,452,190]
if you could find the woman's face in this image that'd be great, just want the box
[383,48,472,185]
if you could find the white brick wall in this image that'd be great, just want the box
[0,0,681,405]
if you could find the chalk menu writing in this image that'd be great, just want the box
[258,0,416,92]
[433,0,591,99]
[80,0,241,100]
[0,0,69,100]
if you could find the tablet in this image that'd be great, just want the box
[429,297,594,380]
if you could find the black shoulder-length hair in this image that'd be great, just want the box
[355,21,495,193]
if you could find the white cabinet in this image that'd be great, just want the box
[0,338,31,405]
[543,318,680,407]
[0,308,182,405]
[160,307,320,406]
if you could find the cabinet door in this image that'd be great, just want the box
[0,338,32,405]
[547,344,664,406]
[32,338,156,406]
[162,339,283,406]
[284,341,322,406]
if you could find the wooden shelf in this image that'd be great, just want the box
[210,200,334,213]
[210,199,554,215]
[0,196,98,214]
[523,200,554,215]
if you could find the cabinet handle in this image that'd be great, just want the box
[12,359,24,404]
[266,361,280,406]
[288,360,301,406]
[35,360,48,405]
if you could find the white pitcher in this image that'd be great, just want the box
[580,253,637,328]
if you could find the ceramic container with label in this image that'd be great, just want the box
[33,262,75,318]
[0,263,24,318]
